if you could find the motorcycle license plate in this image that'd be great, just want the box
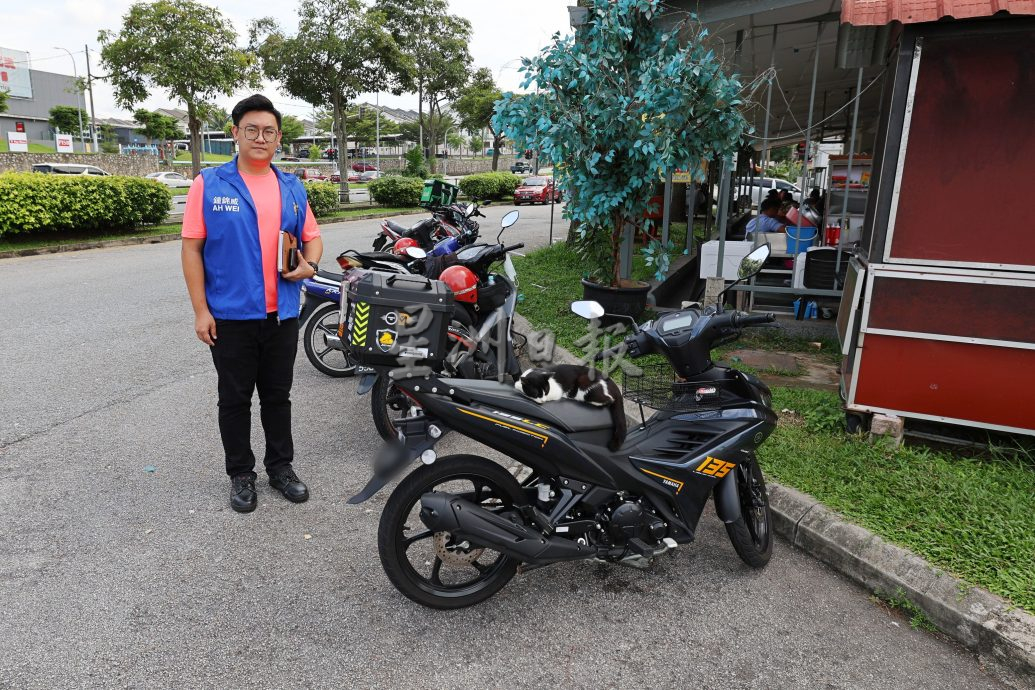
[504,255,517,282]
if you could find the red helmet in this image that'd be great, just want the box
[392,237,419,255]
[440,265,479,303]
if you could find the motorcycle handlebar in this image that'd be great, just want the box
[731,312,776,328]
[593,344,624,362]
[503,243,524,253]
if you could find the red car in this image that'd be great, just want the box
[294,168,328,181]
[514,176,560,205]
[352,162,378,172]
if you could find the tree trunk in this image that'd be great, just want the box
[333,97,350,204]
[426,97,438,174]
[565,219,581,246]
[491,130,502,171]
[187,102,202,178]
[417,82,424,158]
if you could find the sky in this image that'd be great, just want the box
[0,0,573,120]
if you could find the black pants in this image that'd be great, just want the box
[209,314,299,478]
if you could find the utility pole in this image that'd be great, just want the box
[84,45,99,153]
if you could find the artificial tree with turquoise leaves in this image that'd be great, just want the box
[494,0,747,287]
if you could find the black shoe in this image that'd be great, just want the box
[231,474,257,513]
[269,468,309,503]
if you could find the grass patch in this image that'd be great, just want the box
[0,224,181,252]
[764,387,1035,614]
[0,142,57,153]
[317,205,421,222]
[871,588,940,633]
[174,151,233,162]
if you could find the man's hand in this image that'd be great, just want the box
[282,249,317,282]
[195,310,218,345]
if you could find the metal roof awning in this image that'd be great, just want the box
[841,0,1035,26]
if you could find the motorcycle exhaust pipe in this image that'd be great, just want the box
[419,493,592,565]
[324,334,345,351]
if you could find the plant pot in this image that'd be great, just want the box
[581,278,651,324]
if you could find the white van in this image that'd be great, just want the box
[732,176,801,207]
[31,163,111,176]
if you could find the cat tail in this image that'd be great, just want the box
[607,382,627,451]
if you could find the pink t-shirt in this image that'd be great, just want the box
[181,169,320,313]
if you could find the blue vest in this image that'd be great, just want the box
[200,159,309,320]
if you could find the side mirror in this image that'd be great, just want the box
[404,247,427,259]
[501,210,519,229]
[738,244,771,279]
[571,300,605,320]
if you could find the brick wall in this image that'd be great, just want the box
[0,152,162,177]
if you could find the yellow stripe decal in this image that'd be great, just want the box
[459,409,549,448]
[639,467,684,494]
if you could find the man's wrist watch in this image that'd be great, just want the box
[307,261,319,273]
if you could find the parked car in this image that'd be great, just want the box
[514,176,559,205]
[358,170,382,182]
[294,168,328,181]
[510,160,531,174]
[352,162,378,172]
[145,171,193,188]
[31,163,110,176]
[730,176,802,207]
[329,171,340,183]
[348,171,363,183]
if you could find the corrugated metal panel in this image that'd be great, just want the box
[842,0,1035,25]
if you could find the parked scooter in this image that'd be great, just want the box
[372,201,486,252]
[365,210,526,440]
[299,246,426,377]
[346,245,778,609]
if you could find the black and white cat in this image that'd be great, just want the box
[515,364,627,451]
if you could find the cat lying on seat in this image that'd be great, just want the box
[515,364,627,451]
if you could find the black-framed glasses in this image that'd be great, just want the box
[242,125,279,143]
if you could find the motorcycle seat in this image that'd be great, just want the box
[385,220,411,234]
[440,378,615,433]
[354,251,410,265]
[316,270,344,282]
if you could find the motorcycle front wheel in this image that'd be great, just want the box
[377,454,525,609]
[302,302,357,378]
[724,456,773,568]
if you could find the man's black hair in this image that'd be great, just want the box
[760,198,780,213]
[231,94,282,129]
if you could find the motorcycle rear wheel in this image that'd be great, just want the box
[371,374,410,441]
[303,302,357,377]
[377,454,525,609]
[723,457,773,568]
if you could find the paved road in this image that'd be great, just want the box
[0,208,1023,689]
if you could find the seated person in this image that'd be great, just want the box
[745,198,787,237]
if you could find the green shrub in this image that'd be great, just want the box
[402,147,429,178]
[0,173,171,237]
[368,176,423,207]
[458,172,522,200]
[308,144,321,162]
[303,181,339,217]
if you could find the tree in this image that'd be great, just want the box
[344,106,400,147]
[375,0,472,172]
[0,88,9,114]
[99,0,260,177]
[133,108,185,143]
[469,134,485,155]
[454,68,505,169]
[495,0,746,287]
[280,115,305,147]
[250,0,407,202]
[48,106,88,138]
[99,124,120,154]
[398,121,421,144]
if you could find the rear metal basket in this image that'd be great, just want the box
[621,362,730,412]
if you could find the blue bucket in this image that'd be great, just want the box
[786,225,818,253]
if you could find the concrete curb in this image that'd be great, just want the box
[511,315,1035,681]
[0,209,427,260]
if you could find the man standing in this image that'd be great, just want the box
[181,94,323,513]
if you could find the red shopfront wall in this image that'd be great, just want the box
[887,30,1035,268]
[854,335,1035,431]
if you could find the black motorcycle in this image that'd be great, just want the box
[348,245,779,609]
